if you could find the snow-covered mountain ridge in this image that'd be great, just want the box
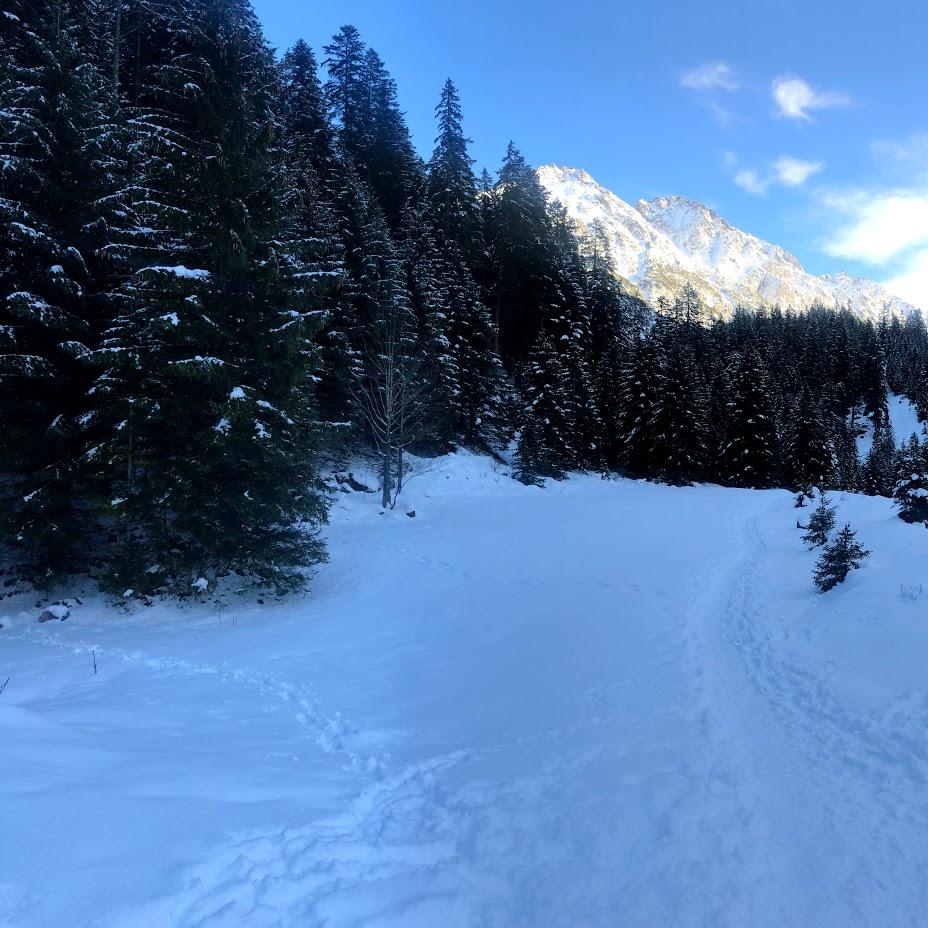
[538,165,919,321]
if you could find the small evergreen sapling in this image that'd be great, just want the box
[801,495,836,548]
[813,524,870,592]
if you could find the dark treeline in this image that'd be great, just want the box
[2,0,928,598]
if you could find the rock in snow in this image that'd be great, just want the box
[538,164,921,321]
[37,604,69,623]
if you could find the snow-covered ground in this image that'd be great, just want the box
[3,453,928,927]
[856,392,921,458]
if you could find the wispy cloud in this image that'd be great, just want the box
[734,168,769,196]
[681,61,740,93]
[772,156,823,187]
[772,75,849,121]
[707,101,736,128]
[728,154,823,196]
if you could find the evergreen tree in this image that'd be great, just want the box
[401,201,458,446]
[649,332,706,485]
[426,79,481,260]
[518,332,572,477]
[90,0,328,595]
[813,523,870,592]
[359,48,420,229]
[322,29,418,229]
[720,350,777,488]
[893,433,928,524]
[863,418,896,497]
[0,0,118,582]
[482,142,552,363]
[279,39,351,433]
[513,417,544,486]
[422,84,507,448]
[831,414,862,492]
[802,494,836,548]
[619,336,660,478]
[591,344,625,470]
[322,25,368,160]
[280,39,338,186]
[786,390,834,490]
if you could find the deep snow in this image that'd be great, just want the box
[3,453,928,927]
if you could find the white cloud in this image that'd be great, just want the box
[734,168,770,196]
[727,154,824,196]
[772,76,849,121]
[884,248,928,309]
[821,174,928,309]
[681,62,740,92]
[824,191,928,264]
[772,156,823,187]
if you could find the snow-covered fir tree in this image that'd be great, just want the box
[88,0,328,595]
[0,0,120,582]
[802,494,837,548]
[893,433,928,524]
[813,523,870,592]
[720,349,777,488]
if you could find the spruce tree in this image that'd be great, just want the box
[322,25,368,161]
[518,332,572,477]
[423,83,507,448]
[893,433,928,524]
[90,0,328,595]
[813,524,869,592]
[863,418,896,497]
[649,333,707,485]
[426,79,481,261]
[0,0,118,582]
[619,336,660,478]
[279,39,351,435]
[786,390,835,491]
[483,143,553,363]
[802,495,836,548]
[720,350,777,488]
[279,39,338,186]
[591,345,625,471]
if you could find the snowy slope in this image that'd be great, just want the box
[4,455,928,926]
[857,393,921,458]
[538,165,921,321]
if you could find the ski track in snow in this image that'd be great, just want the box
[22,624,719,927]
[9,511,752,926]
[13,626,389,779]
[703,507,928,926]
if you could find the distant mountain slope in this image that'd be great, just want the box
[538,165,919,321]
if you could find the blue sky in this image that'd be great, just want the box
[254,0,928,306]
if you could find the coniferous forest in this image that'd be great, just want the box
[3,0,928,598]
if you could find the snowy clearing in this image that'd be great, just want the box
[856,392,920,459]
[3,453,928,927]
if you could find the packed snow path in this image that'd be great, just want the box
[4,455,928,927]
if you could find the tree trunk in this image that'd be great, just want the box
[381,446,392,508]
